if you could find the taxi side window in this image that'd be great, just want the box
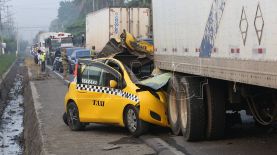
[100,69,119,88]
[106,61,126,89]
[107,61,123,75]
[81,66,101,85]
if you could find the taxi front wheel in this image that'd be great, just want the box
[124,105,148,137]
[67,102,84,131]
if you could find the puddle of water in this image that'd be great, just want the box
[0,74,24,155]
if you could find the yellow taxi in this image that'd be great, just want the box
[63,58,169,136]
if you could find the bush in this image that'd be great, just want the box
[0,53,16,76]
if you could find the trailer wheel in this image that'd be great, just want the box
[205,79,226,140]
[167,76,181,135]
[179,77,206,141]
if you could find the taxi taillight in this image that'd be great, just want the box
[73,63,79,77]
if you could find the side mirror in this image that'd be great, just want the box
[109,80,118,88]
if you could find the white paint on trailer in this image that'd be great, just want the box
[153,0,277,60]
[86,8,150,52]
[86,8,110,52]
[153,0,213,57]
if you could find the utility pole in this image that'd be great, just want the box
[16,24,18,57]
[0,0,3,55]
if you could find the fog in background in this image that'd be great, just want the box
[9,0,62,41]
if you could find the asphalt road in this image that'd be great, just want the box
[43,63,277,155]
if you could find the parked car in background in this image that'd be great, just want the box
[66,47,83,73]
[66,47,83,60]
[69,49,92,73]
[53,47,83,73]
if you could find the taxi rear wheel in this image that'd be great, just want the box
[124,105,148,137]
[63,112,68,126]
[67,102,84,131]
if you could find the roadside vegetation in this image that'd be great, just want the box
[0,53,16,76]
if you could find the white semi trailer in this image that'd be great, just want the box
[153,0,277,141]
[86,7,151,52]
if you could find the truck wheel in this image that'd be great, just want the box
[179,77,206,141]
[167,76,181,135]
[205,79,226,140]
[124,105,148,137]
[67,102,84,131]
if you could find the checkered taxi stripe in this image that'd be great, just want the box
[76,84,140,103]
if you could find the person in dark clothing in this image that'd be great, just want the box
[52,48,61,71]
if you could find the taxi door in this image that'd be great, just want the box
[76,62,122,123]
[76,63,104,122]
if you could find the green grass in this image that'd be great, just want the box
[0,53,16,76]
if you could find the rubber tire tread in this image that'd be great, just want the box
[205,79,226,140]
[67,102,83,131]
[124,105,148,137]
[167,76,182,135]
[63,112,68,126]
[179,77,206,141]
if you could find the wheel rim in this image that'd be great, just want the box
[169,89,178,124]
[68,105,78,128]
[180,90,188,130]
[127,109,137,132]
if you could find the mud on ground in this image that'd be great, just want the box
[0,57,29,154]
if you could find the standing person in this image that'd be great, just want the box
[120,29,127,48]
[90,46,96,58]
[40,50,46,72]
[37,49,42,65]
[61,48,68,80]
[81,34,85,47]
[52,48,61,71]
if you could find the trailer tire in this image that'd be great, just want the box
[179,77,206,141]
[205,79,226,140]
[167,76,182,136]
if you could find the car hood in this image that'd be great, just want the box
[138,73,172,90]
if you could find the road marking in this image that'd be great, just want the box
[46,65,70,84]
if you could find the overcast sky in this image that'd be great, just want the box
[9,0,63,41]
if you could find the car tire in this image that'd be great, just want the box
[205,79,226,140]
[179,77,206,141]
[167,76,182,136]
[124,105,148,137]
[67,102,84,131]
[63,112,68,126]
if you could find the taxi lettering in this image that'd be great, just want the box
[92,100,105,107]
